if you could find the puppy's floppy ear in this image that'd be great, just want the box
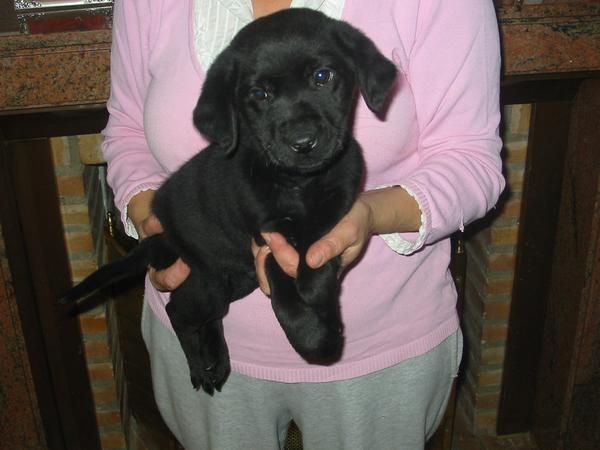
[193,50,239,153]
[334,23,397,114]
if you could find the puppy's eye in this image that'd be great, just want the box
[313,68,334,86]
[250,87,269,101]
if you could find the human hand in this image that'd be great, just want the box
[252,232,299,296]
[306,197,374,272]
[252,196,374,295]
[140,214,191,291]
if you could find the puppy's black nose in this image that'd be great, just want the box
[289,136,318,154]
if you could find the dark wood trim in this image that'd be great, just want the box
[497,99,574,435]
[0,138,66,449]
[501,76,583,105]
[0,144,47,449]
[0,137,101,450]
[0,108,108,140]
[0,0,19,34]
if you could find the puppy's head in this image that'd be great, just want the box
[194,8,397,174]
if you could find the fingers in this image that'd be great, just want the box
[307,221,358,269]
[252,233,300,296]
[149,258,191,291]
[263,233,299,277]
[138,214,190,291]
[140,214,163,239]
[307,200,372,271]
[252,241,272,295]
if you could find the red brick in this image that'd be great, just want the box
[506,166,526,191]
[481,323,508,343]
[88,362,115,381]
[503,140,527,164]
[488,253,516,272]
[60,204,90,225]
[483,301,512,321]
[79,134,105,165]
[100,430,126,450]
[503,104,532,135]
[476,391,501,410]
[96,409,122,427]
[56,175,85,197]
[65,231,94,253]
[70,259,98,280]
[495,199,522,221]
[490,226,519,246]
[79,314,107,334]
[481,346,506,366]
[478,368,503,387]
[50,137,70,167]
[84,340,110,359]
[92,384,118,406]
[486,276,514,296]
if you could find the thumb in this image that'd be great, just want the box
[306,234,343,269]
[141,214,163,238]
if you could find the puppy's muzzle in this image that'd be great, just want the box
[289,135,319,154]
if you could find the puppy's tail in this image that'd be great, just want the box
[59,234,173,307]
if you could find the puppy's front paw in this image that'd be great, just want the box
[292,310,344,364]
[296,261,338,306]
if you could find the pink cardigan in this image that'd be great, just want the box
[102,0,505,382]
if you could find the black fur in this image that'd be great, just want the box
[61,8,397,394]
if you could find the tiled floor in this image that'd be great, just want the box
[454,433,539,450]
[452,408,538,450]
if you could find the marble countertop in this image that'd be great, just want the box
[0,29,111,113]
[1,3,599,113]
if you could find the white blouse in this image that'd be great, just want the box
[194,0,345,70]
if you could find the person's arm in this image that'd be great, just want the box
[310,0,505,263]
[390,0,505,249]
[101,0,191,290]
[101,0,169,239]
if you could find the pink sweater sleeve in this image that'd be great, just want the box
[396,0,505,247]
[101,0,168,237]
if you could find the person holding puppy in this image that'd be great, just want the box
[102,0,505,448]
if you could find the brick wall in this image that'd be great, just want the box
[458,104,532,435]
[51,135,126,450]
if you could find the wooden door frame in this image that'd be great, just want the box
[0,109,107,450]
[498,76,600,447]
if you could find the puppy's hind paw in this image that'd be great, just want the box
[189,360,231,395]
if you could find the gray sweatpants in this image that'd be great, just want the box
[141,301,462,450]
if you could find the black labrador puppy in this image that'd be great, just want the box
[62,8,397,394]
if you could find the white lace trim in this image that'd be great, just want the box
[376,185,427,255]
[193,0,345,71]
[121,186,162,240]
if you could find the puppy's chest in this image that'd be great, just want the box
[271,185,315,222]
[259,181,327,232]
